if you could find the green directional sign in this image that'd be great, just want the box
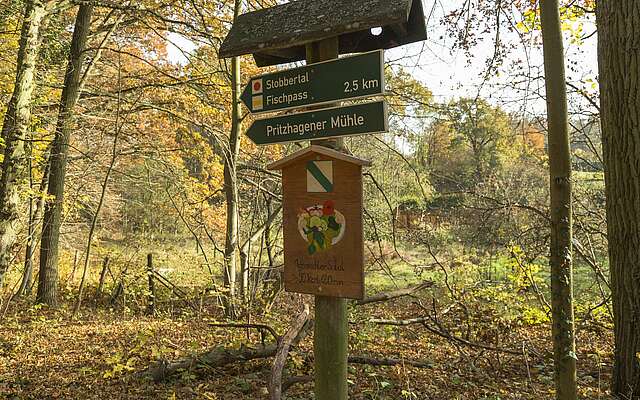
[245,101,388,146]
[242,50,384,114]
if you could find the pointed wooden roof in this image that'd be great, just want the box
[267,145,372,170]
[219,0,427,66]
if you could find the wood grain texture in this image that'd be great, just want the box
[596,0,640,396]
[281,152,364,299]
[219,0,426,66]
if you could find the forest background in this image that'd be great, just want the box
[0,0,619,399]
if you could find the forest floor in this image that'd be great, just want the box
[0,290,614,400]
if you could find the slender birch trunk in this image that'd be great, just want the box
[539,1,577,399]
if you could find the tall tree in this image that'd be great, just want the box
[596,1,640,397]
[442,98,512,187]
[36,3,94,306]
[539,1,577,399]
[222,0,242,317]
[0,0,53,288]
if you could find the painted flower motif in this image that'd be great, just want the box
[297,202,346,255]
[309,216,328,231]
[322,200,335,216]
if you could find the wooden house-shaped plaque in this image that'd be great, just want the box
[268,146,371,299]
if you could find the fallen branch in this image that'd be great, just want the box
[356,281,435,305]
[147,343,278,382]
[269,304,310,400]
[280,355,433,392]
[147,316,313,382]
[369,317,428,326]
[146,318,433,384]
[282,375,313,392]
[209,323,280,343]
[348,355,433,368]
[370,317,523,356]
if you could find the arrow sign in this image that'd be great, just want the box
[242,50,384,114]
[245,101,388,146]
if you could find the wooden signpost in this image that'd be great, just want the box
[268,145,370,299]
[220,1,427,398]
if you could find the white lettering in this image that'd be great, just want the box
[265,72,310,90]
[331,113,366,129]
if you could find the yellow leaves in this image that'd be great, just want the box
[23,186,55,203]
[516,8,539,33]
[385,67,433,118]
[103,352,138,379]
[521,306,550,325]
[515,2,592,42]
[507,245,543,292]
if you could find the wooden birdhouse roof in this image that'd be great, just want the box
[219,0,427,66]
[267,145,372,170]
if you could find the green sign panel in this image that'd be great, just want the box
[245,101,388,146]
[241,50,384,114]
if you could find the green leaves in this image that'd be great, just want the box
[300,209,343,254]
[328,215,340,231]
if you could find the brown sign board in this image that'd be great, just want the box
[268,146,371,299]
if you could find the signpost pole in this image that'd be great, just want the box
[306,38,344,151]
[307,37,349,400]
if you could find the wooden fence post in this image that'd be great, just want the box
[146,253,156,315]
[95,256,110,299]
[68,249,79,284]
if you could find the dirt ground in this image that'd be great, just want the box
[0,293,614,400]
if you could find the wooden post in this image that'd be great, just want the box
[306,37,348,400]
[69,249,79,283]
[146,253,156,315]
[95,256,110,299]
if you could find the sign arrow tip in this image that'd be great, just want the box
[240,83,252,111]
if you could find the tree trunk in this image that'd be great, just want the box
[18,149,51,296]
[0,0,49,288]
[222,0,242,318]
[539,1,577,399]
[596,2,640,398]
[37,4,94,306]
